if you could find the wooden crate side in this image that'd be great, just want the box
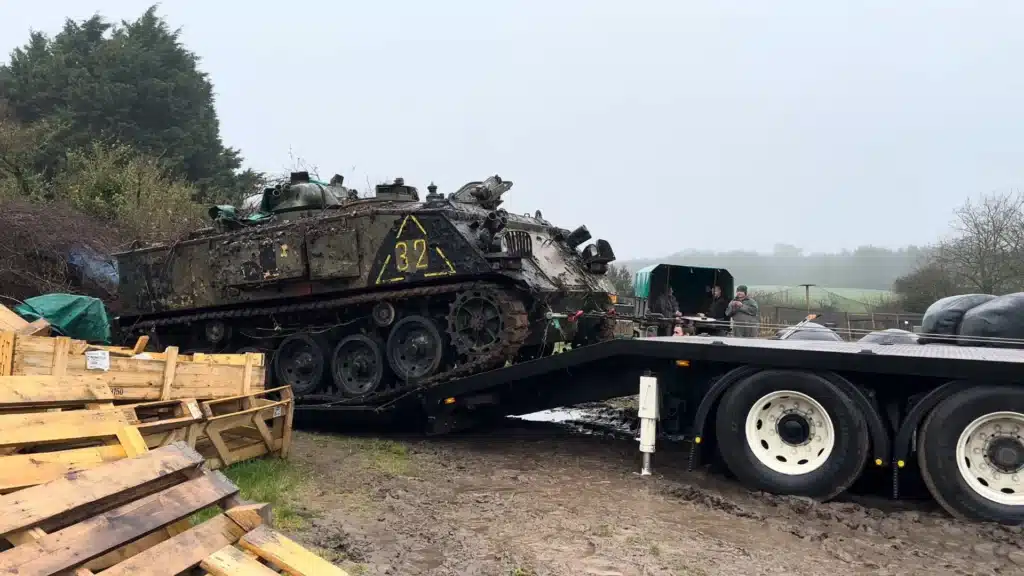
[0,470,239,574]
[0,442,204,537]
[11,335,266,400]
[197,393,292,469]
[0,375,114,406]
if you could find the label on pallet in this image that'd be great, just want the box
[85,350,111,371]
[186,400,202,420]
[273,406,283,418]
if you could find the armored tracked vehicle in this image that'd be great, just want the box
[113,172,619,404]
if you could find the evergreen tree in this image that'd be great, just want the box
[0,5,257,202]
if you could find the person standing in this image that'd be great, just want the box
[726,285,761,338]
[651,285,681,318]
[707,285,729,320]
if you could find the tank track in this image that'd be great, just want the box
[121,281,530,408]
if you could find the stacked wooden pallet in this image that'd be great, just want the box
[0,442,346,575]
[0,325,292,486]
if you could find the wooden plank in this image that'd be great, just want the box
[201,544,281,576]
[51,337,70,377]
[240,525,350,575]
[0,409,137,448]
[0,470,239,575]
[242,353,254,395]
[224,503,271,532]
[131,336,150,355]
[0,445,127,493]
[0,442,203,537]
[205,399,291,423]
[90,514,247,576]
[0,375,113,406]
[0,332,13,376]
[15,319,50,337]
[203,386,291,408]
[201,439,282,471]
[281,388,295,459]
[160,346,178,401]
[0,305,27,331]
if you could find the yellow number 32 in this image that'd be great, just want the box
[395,239,428,272]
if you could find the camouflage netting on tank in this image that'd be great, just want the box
[0,197,125,312]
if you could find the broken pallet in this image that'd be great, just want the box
[0,442,346,575]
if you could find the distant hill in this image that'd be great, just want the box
[617,244,928,291]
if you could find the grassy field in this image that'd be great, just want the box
[747,285,898,313]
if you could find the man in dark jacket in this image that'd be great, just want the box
[725,285,761,337]
[707,285,729,320]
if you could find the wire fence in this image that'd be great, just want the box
[762,306,923,340]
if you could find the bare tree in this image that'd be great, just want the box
[932,190,1024,294]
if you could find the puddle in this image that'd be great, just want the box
[513,408,589,423]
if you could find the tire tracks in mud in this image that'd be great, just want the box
[290,405,1024,575]
[546,402,1024,575]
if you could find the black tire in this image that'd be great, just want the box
[714,370,871,500]
[918,385,1024,524]
[272,333,328,396]
[386,315,444,382]
[331,334,386,397]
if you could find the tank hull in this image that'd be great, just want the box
[113,178,618,405]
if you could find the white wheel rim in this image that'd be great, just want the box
[744,389,836,475]
[955,411,1024,506]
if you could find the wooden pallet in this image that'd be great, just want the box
[0,331,266,401]
[0,374,285,489]
[0,405,147,493]
[0,442,346,575]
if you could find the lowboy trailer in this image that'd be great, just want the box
[297,333,1024,524]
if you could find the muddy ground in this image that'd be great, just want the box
[284,400,1024,576]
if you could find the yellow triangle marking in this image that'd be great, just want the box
[375,254,392,285]
[435,247,456,274]
[396,216,410,239]
[410,215,427,235]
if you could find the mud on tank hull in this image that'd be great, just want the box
[112,175,618,406]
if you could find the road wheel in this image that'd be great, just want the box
[387,315,444,382]
[272,333,328,396]
[715,370,870,500]
[918,385,1024,524]
[331,334,386,397]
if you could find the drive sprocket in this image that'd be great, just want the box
[446,287,528,359]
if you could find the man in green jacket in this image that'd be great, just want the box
[725,285,761,338]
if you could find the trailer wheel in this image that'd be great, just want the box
[715,370,870,500]
[918,386,1024,524]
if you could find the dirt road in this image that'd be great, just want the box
[286,403,1024,576]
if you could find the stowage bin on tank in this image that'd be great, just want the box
[113,172,619,405]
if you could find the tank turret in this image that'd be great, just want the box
[262,171,354,212]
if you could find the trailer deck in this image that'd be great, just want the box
[291,334,1024,523]
[429,335,1024,400]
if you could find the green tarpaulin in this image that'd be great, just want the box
[14,294,112,344]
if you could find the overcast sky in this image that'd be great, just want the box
[3,1,1022,259]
